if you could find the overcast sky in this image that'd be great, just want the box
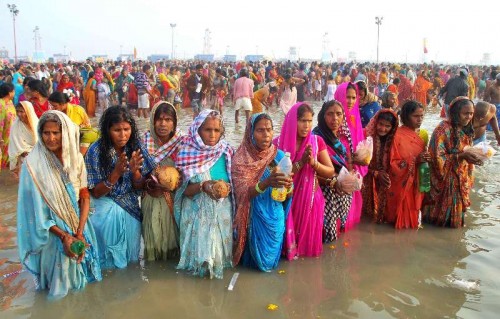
[1,0,499,64]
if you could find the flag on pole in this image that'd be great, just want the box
[133,47,137,60]
[423,38,428,54]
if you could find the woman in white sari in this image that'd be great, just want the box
[8,101,38,179]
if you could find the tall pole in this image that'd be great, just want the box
[375,16,383,63]
[170,23,176,60]
[8,4,19,63]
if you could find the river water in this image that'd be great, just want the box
[1,101,500,319]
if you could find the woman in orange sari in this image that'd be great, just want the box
[83,72,96,117]
[386,100,431,229]
[413,71,432,106]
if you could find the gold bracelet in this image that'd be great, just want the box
[255,182,265,194]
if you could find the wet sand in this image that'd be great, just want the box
[1,103,500,319]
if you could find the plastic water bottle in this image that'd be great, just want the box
[271,152,293,202]
[70,240,85,255]
[418,162,431,193]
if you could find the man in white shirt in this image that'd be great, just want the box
[36,64,51,80]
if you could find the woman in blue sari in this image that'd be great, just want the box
[232,113,293,272]
[17,110,101,299]
[85,106,155,269]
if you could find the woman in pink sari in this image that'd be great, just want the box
[334,82,368,231]
[275,102,335,260]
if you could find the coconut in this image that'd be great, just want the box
[211,180,231,198]
[155,166,181,191]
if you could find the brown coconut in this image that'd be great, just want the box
[155,166,181,191]
[211,180,231,198]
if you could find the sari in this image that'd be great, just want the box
[334,82,368,231]
[232,113,291,271]
[423,120,474,228]
[413,75,432,106]
[8,101,38,173]
[57,81,80,105]
[174,109,234,279]
[386,126,425,229]
[17,111,101,299]
[275,102,326,260]
[279,85,298,115]
[85,139,155,269]
[83,77,96,117]
[313,116,353,242]
[362,109,398,223]
[141,102,184,261]
[1,98,17,169]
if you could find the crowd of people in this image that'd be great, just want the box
[1,57,499,300]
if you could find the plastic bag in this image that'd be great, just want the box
[463,142,496,161]
[354,136,373,165]
[337,166,363,191]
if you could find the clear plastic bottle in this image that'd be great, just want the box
[418,162,431,193]
[271,152,293,202]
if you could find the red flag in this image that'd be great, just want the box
[423,38,428,54]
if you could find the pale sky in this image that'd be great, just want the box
[1,0,499,64]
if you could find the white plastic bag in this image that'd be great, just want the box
[337,166,363,191]
[354,136,373,165]
[463,141,496,161]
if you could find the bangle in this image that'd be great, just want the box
[329,176,338,189]
[255,182,265,194]
[103,178,114,189]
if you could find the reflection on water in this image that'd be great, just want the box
[1,103,500,318]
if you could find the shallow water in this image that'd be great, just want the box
[1,102,500,319]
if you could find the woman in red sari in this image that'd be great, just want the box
[362,109,398,223]
[57,74,80,105]
[386,100,431,229]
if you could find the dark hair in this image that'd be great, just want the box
[89,71,95,78]
[49,91,71,104]
[23,76,35,87]
[356,81,368,96]
[269,85,278,93]
[377,111,398,129]
[239,68,248,77]
[400,100,423,126]
[0,83,15,98]
[393,77,401,85]
[153,102,177,139]
[297,103,314,119]
[27,79,49,98]
[346,82,357,95]
[142,64,151,72]
[449,98,474,140]
[98,106,140,174]
[252,113,273,130]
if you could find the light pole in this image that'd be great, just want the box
[375,16,383,63]
[7,4,19,63]
[170,23,176,60]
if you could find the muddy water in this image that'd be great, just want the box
[1,102,500,319]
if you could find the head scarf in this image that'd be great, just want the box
[143,101,184,164]
[8,101,39,170]
[175,109,233,180]
[364,108,398,170]
[25,110,83,233]
[232,113,277,265]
